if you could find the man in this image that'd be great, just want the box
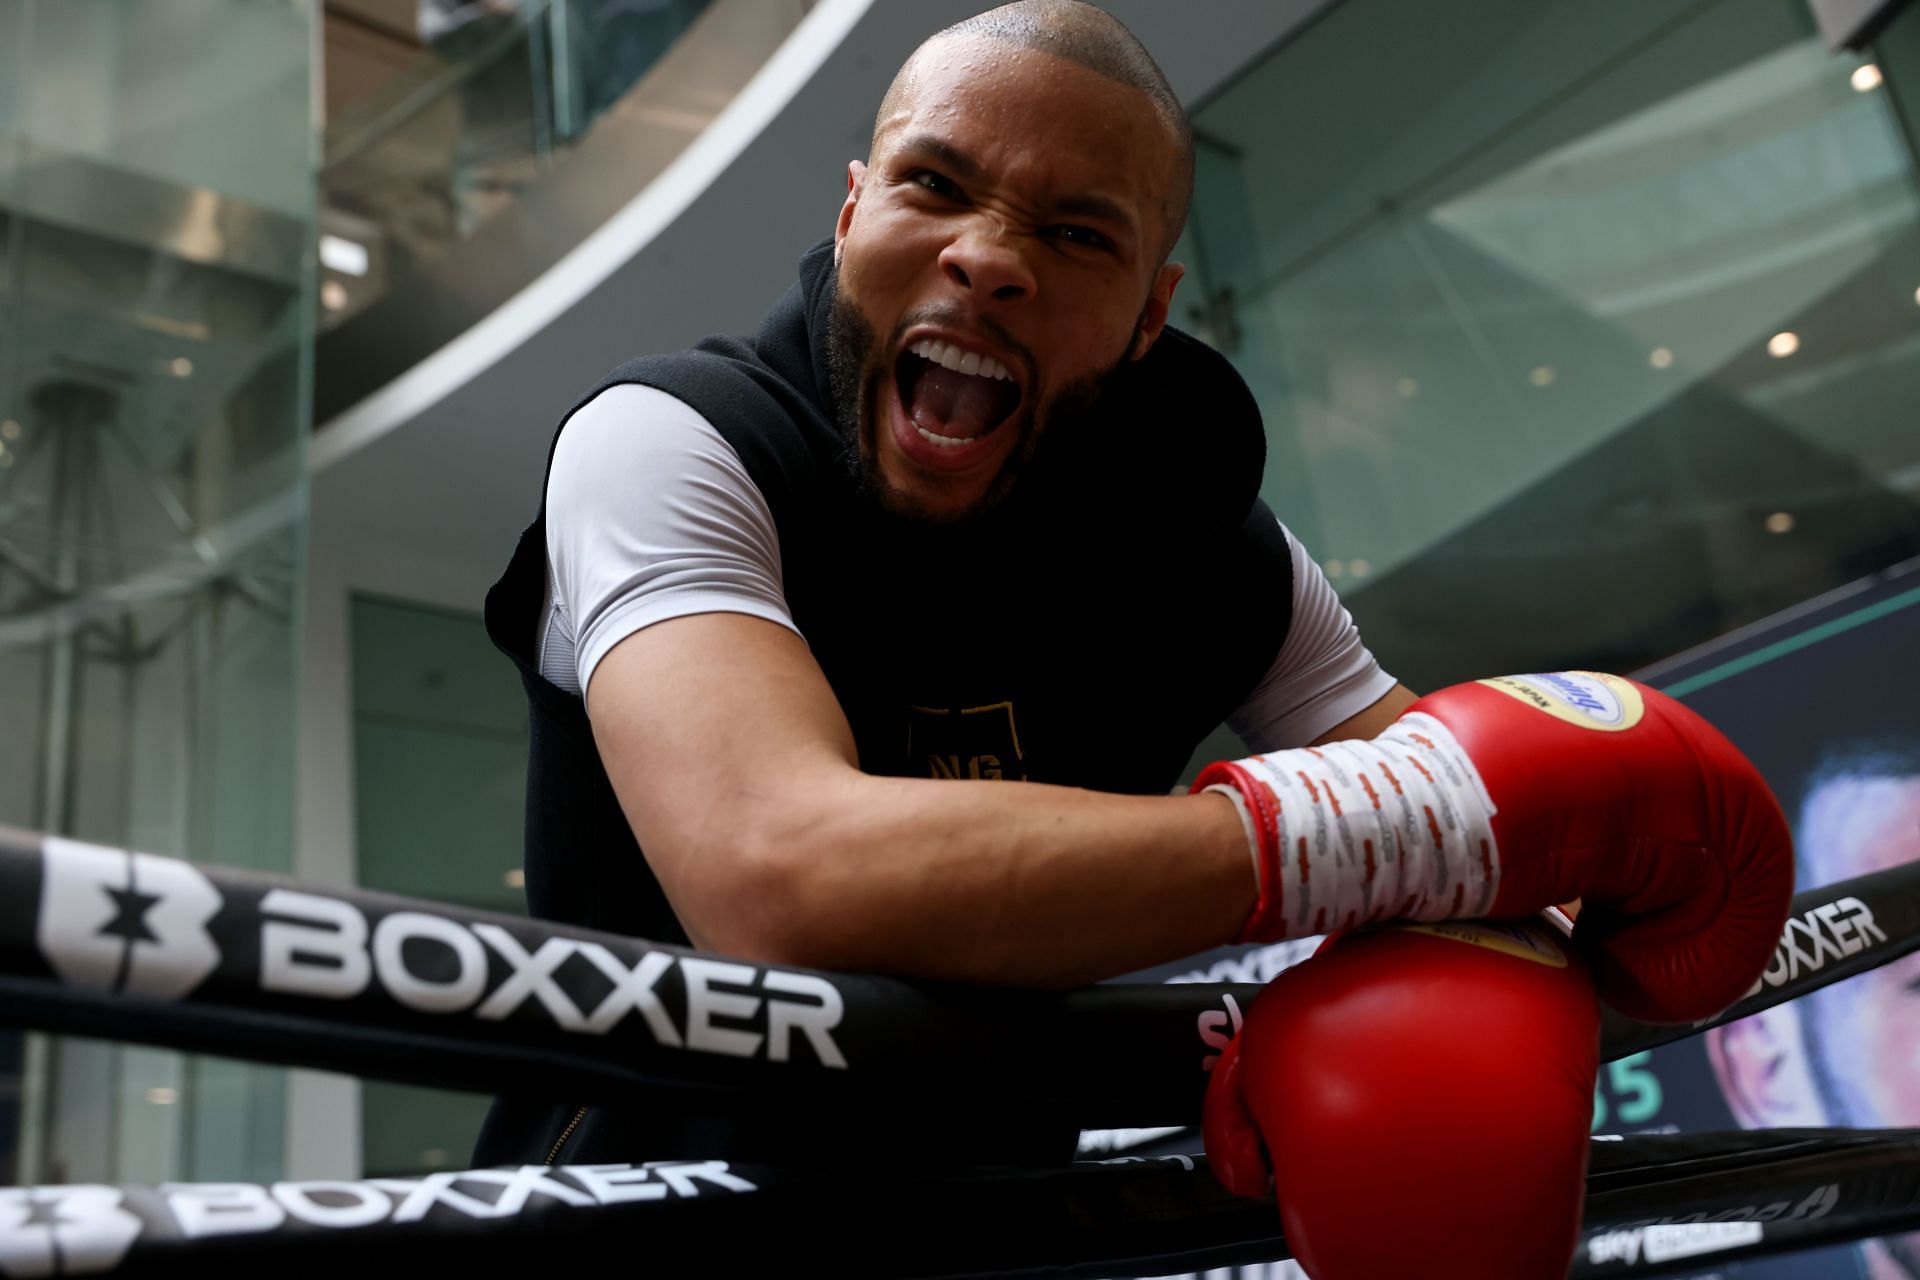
[475,0,1786,1204]
[478,1,1404,1167]
[1708,739,1920,1280]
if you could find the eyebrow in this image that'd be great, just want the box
[1051,191,1134,231]
[892,133,1138,238]
[895,133,982,182]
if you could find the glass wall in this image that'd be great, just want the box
[1182,0,1920,694]
[350,595,528,1176]
[0,0,313,1184]
[319,0,714,327]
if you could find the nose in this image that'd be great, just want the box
[939,221,1036,303]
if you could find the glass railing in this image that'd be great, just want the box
[318,0,712,329]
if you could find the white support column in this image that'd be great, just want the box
[285,513,362,1180]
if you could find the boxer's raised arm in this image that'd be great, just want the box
[586,611,1257,987]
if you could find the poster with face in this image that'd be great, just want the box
[1643,560,1920,1280]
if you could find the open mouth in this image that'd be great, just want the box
[894,338,1023,452]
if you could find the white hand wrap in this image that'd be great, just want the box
[1200,713,1501,941]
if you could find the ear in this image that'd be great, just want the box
[1130,260,1186,361]
[834,160,868,258]
[1705,1004,1829,1129]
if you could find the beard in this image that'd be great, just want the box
[822,270,1141,531]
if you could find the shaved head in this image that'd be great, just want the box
[873,1,1194,259]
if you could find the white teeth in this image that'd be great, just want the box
[908,339,1012,382]
[916,425,974,447]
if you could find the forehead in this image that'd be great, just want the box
[879,37,1176,207]
[1800,775,1920,879]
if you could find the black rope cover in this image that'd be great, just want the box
[1,827,1913,1125]
[4,828,1920,1275]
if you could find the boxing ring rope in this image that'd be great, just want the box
[3,827,1912,1116]
[1,826,1917,1275]
[3,1129,1919,1278]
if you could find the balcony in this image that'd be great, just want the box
[314,0,815,424]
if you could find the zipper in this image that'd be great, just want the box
[545,1105,590,1166]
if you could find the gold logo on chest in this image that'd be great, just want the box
[905,701,1027,781]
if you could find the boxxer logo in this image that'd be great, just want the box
[257,891,849,1066]
[35,838,222,1000]
[0,1186,143,1278]
[1743,896,1888,999]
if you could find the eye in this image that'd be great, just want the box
[1048,225,1111,251]
[909,169,962,200]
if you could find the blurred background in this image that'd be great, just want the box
[0,1,1916,1274]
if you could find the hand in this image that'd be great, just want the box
[1196,671,1793,1022]
[1205,918,1599,1280]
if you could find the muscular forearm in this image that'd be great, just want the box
[822,775,1256,985]
[686,768,1255,987]
[732,681,1421,983]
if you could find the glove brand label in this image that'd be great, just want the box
[1400,919,1568,968]
[1477,671,1644,732]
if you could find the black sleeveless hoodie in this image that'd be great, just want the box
[475,241,1293,1167]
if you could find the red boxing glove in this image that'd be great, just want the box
[1205,918,1600,1280]
[1195,671,1793,1022]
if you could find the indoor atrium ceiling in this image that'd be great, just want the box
[305,0,1342,608]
